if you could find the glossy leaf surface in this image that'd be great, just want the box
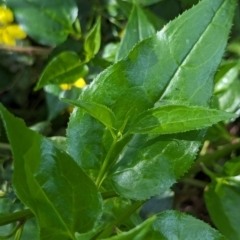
[214,61,240,114]
[67,0,236,200]
[116,4,155,61]
[5,0,78,46]
[105,210,226,240]
[130,105,236,134]
[0,104,102,239]
[84,17,101,60]
[62,98,116,130]
[35,52,88,90]
[205,176,240,240]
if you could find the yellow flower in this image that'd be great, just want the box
[0,6,13,25]
[60,78,86,91]
[0,24,27,46]
[0,5,27,46]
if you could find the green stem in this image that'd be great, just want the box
[96,201,144,239]
[96,137,117,188]
[200,163,216,180]
[0,223,21,239]
[181,178,208,188]
[14,224,24,240]
[101,191,119,200]
[0,209,34,226]
[189,140,240,175]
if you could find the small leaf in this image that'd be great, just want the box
[35,51,88,90]
[0,104,102,238]
[223,157,240,176]
[5,0,78,46]
[129,104,236,135]
[116,4,155,61]
[205,176,240,240]
[105,210,226,240]
[84,17,101,60]
[62,98,116,129]
[214,61,239,94]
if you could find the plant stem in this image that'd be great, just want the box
[181,178,208,188]
[0,209,34,226]
[0,142,11,151]
[101,190,119,200]
[189,140,240,175]
[0,220,26,239]
[14,224,24,240]
[96,137,117,188]
[0,46,52,55]
[96,201,144,239]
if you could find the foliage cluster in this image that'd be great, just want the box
[1,0,240,239]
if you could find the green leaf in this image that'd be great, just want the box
[223,157,240,176]
[205,176,240,240]
[84,17,101,61]
[105,210,226,240]
[216,79,240,113]
[214,61,239,94]
[129,104,236,134]
[116,4,155,61]
[62,98,116,130]
[35,51,88,90]
[0,104,102,239]
[5,0,78,46]
[67,0,237,200]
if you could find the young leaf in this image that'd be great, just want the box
[129,105,236,135]
[116,4,155,61]
[214,61,239,94]
[67,0,237,200]
[223,157,240,176]
[105,210,226,240]
[0,104,102,239]
[62,98,116,130]
[84,17,101,60]
[35,51,88,90]
[205,176,240,240]
[5,0,78,46]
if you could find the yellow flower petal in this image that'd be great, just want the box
[1,29,15,45]
[0,6,13,25]
[6,24,26,39]
[73,78,86,88]
[60,84,72,90]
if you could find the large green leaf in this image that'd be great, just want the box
[67,0,237,200]
[5,0,78,46]
[205,176,240,240]
[105,210,226,240]
[35,51,88,90]
[116,4,155,61]
[129,104,235,134]
[0,104,102,239]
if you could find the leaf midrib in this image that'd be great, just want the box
[158,0,225,102]
[24,162,74,239]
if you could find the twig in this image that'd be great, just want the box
[0,46,53,55]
